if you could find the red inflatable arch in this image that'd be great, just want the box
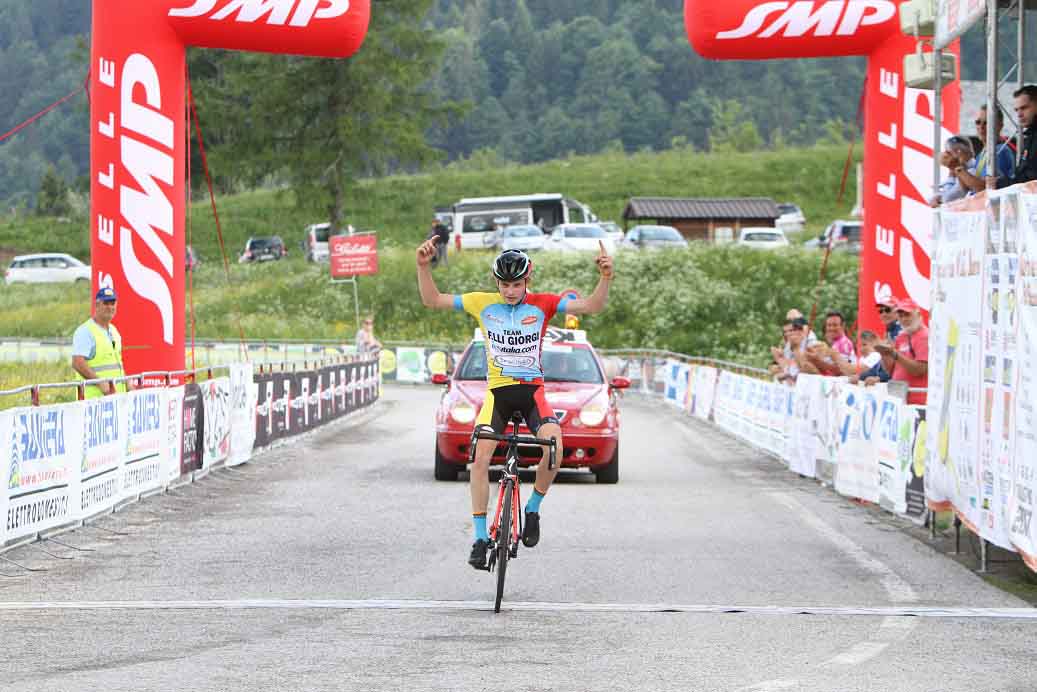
[90,0,370,376]
[685,0,960,334]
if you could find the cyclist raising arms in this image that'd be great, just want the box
[416,239,614,569]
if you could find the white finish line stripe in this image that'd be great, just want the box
[0,599,1035,618]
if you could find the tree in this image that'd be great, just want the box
[36,165,70,217]
[207,0,460,233]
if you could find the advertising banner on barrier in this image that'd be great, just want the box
[254,373,274,449]
[927,207,985,513]
[834,384,882,503]
[691,366,717,420]
[181,383,204,475]
[228,364,256,467]
[789,376,817,478]
[202,377,231,469]
[395,347,426,383]
[1010,187,1037,567]
[78,397,126,519]
[123,389,165,501]
[875,395,907,516]
[0,411,9,543]
[164,386,185,485]
[664,360,689,409]
[5,404,79,542]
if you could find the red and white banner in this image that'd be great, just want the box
[90,1,370,375]
[330,234,379,278]
[684,1,961,335]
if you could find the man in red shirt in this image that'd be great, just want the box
[875,298,929,405]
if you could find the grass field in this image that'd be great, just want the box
[0,143,861,392]
[0,143,859,264]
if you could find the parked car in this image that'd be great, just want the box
[5,253,90,284]
[545,223,616,254]
[494,224,546,252]
[736,227,790,250]
[776,203,806,233]
[186,245,201,271]
[431,328,629,483]
[598,220,625,244]
[303,223,331,262]
[805,220,862,254]
[622,225,689,250]
[239,236,287,263]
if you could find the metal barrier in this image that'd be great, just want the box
[0,355,362,407]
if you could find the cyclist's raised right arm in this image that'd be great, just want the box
[416,238,455,309]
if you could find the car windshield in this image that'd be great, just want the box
[641,227,682,241]
[312,227,330,242]
[249,238,276,250]
[778,204,798,215]
[744,232,782,242]
[563,226,605,239]
[457,344,603,384]
[840,225,862,241]
[503,226,541,238]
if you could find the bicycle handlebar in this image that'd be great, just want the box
[469,429,558,470]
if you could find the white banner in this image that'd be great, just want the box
[834,384,882,503]
[691,366,717,420]
[203,377,232,469]
[927,208,985,516]
[5,404,80,542]
[78,397,126,518]
[875,397,915,516]
[228,363,257,467]
[1010,188,1037,567]
[395,347,427,383]
[789,376,817,478]
[664,360,689,409]
[123,388,166,500]
[164,386,186,485]
[936,0,986,49]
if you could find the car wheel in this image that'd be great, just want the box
[434,441,460,481]
[594,446,619,484]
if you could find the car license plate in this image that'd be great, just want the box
[260,253,274,260]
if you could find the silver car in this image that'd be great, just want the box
[622,225,688,250]
[5,253,90,284]
[494,224,546,252]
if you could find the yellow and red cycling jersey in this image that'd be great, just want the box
[454,291,571,390]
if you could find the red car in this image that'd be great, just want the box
[431,328,629,483]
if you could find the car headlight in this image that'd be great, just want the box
[578,403,606,427]
[451,402,476,424]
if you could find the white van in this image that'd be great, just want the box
[452,194,595,250]
[304,222,354,262]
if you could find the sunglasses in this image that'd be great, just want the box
[974,119,987,126]
[877,306,892,313]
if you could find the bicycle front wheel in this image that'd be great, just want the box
[494,479,512,613]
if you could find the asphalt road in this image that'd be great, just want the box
[0,385,1033,692]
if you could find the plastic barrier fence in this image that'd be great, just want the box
[2,358,379,548]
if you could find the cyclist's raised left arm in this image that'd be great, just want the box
[416,238,456,309]
[565,241,613,315]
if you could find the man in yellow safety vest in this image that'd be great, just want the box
[71,287,134,398]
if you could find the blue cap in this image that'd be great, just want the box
[95,287,117,303]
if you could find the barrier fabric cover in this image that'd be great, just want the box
[683,0,961,334]
[2,359,379,547]
[90,1,370,375]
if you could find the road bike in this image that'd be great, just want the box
[469,416,556,613]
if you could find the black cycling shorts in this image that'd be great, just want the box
[476,384,558,434]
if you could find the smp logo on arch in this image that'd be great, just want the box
[716,1,896,40]
[169,0,351,26]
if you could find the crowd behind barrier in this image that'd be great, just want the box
[0,357,380,550]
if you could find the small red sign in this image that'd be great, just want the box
[330,234,378,278]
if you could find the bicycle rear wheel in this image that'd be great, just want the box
[494,479,512,613]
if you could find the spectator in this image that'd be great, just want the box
[873,298,929,405]
[805,310,856,375]
[427,219,451,268]
[959,105,1015,193]
[931,136,975,206]
[771,318,810,385]
[995,84,1037,189]
[71,287,135,398]
[876,295,902,341]
[782,308,818,359]
[355,314,382,357]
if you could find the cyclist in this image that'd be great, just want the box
[416,239,614,569]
